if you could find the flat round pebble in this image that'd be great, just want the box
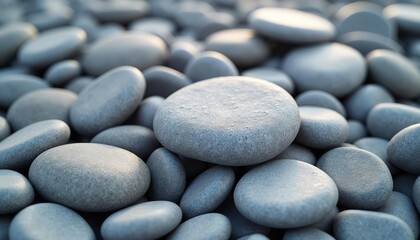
[18,26,86,68]
[90,0,149,24]
[135,96,164,130]
[29,143,150,212]
[317,147,393,209]
[153,76,300,166]
[82,32,167,76]
[249,8,335,43]
[283,227,335,240]
[338,31,404,55]
[272,143,316,165]
[184,51,238,82]
[180,166,235,219]
[241,67,295,95]
[146,148,186,202]
[7,88,77,131]
[144,65,192,98]
[0,170,34,214]
[0,116,10,142]
[101,201,182,240]
[346,120,367,143]
[9,203,95,240]
[45,60,81,87]
[167,213,231,240]
[70,66,146,136]
[384,4,420,35]
[296,106,349,149]
[333,210,415,240]
[0,120,70,169]
[234,159,339,228]
[282,43,366,97]
[296,90,346,117]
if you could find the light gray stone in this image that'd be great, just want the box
[296,90,346,117]
[45,60,81,87]
[0,116,10,142]
[0,170,34,214]
[272,143,316,165]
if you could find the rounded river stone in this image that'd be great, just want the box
[0,120,70,170]
[101,201,181,240]
[384,4,420,35]
[135,96,164,130]
[70,66,146,136]
[144,65,192,98]
[28,143,151,212]
[272,143,316,165]
[338,31,404,55]
[282,42,366,97]
[0,170,34,214]
[9,203,95,240]
[153,76,300,166]
[168,40,200,72]
[237,234,269,240]
[317,147,393,209]
[346,120,367,143]
[242,67,295,95]
[283,227,335,240]
[90,0,149,24]
[0,116,10,142]
[65,76,93,94]
[234,159,339,228]
[249,7,335,43]
[296,90,346,117]
[45,60,81,87]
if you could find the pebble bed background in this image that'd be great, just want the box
[1,0,420,239]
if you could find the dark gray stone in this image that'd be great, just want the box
[333,210,415,240]
[0,215,12,240]
[144,66,192,98]
[90,0,149,24]
[146,148,186,202]
[242,67,295,95]
[384,4,420,35]
[282,43,366,97]
[135,96,164,130]
[317,147,393,209]
[167,213,231,240]
[65,76,94,94]
[346,120,367,143]
[338,31,404,55]
[9,203,95,240]
[283,228,335,240]
[29,143,150,212]
[168,40,200,72]
[70,66,146,136]
[100,201,182,240]
[45,60,81,87]
[0,170,34,214]
[393,173,417,198]
[0,120,70,170]
[272,143,316,165]
[296,90,346,117]
[0,116,10,142]
[153,76,300,166]
[234,159,338,228]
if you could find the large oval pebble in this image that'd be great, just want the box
[0,170,34,214]
[153,76,300,166]
[28,143,150,212]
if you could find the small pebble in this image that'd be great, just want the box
[135,96,164,130]
[346,120,367,143]
[242,67,295,95]
[168,40,200,72]
[272,143,316,165]
[144,65,192,98]
[0,116,10,142]
[296,90,346,117]
[237,234,270,240]
[45,60,81,87]
[283,227,335,240]
[64,76,94,94]
[0,170,34,214]
[90,0,150,24]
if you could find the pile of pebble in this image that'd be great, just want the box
[1,0,420,239]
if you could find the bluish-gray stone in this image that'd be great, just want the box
[65,76,94,94]
[237,234,270,240]
[0,170,34,214]
[338,31,403,55]
[346,120,367,143]
[296,90,346,117]
[144,65,191,98]
[384,4,420,35]
[272,143,316,165]
[0,215,12,240]
[168,40,200,72]
[394,173,417,198]
[242,67,295,95]
[135,96,164,130]
[0,116,10,142]
[283,227,335,240]
[45,60,81,87]
[90,0,149,24]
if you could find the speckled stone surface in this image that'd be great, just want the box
[272,143,316,165]
[241,67,295,95]
[144,66,191,98]
[70,66,146,136]
[180,166,235,219]
[9,203,95,240]
[0,116,10,142]
[317,147,393,209]
[167,213,231,240]
[234,159,338,228]
[28,143,150,212]
[153,76,300,166]
[135,96,164,130]
[101,201,182,240]
[45,60,81,87]
[0,170,34,214]
[333,210,415,240]
[296,90,346,117]
[283,227,335,240]
[0,120,70,169]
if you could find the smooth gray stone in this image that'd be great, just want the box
[249,7,335,43]
[296,90,346,117]
[282,43,366,97]
[346,120,367,143]
[0,215,12,240]
[7,88,77,131]
[296,106,349,149]
[368,49,420,98]
[0,23,37,67]
[29,143,150,212]
[45,60,81,87]
[129,17,176,36]
[90,0,149,24]
[167,213,231,240]
[193,11,237,41]
[237,234,270,240]
[135,96,164,130]
[91,125,160,160]
[345,84,395,122]
[272,143,316,165]
[146,148,186,202]
[366,103,420,140]
[25,5,73,31]
[234,159,338,228]
[144,66,192,98]
[0,120,70,170]
[180,166,235,219]
[82,32,167,76]
[65,76,94,94]
[241,67,295,95]
[0,74,49,109]
[334,2,395,39]
[388,123,420,174]
[18,26,86,68]
[0,170,34,214]
[377,191,419,238]
[393,173,417,198]
[384,4,420,35]
[354,137,398,174]
[172,1,215,29]
[9,203,95,240]
[283,228,335,240]
[310,206,340,232]
[333,210,415,240]
[0,116,10,142]
[153,76,300,166]
[168,41,200,72]
[205,28,269,68]
[95,23,124,40]
[71,14,98,43]
[338,31,404,55]
[408,40,420,58]
[70,66,146,136]
[317,147,393,209]
[184,51,238,82]
[101,201,181,240]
